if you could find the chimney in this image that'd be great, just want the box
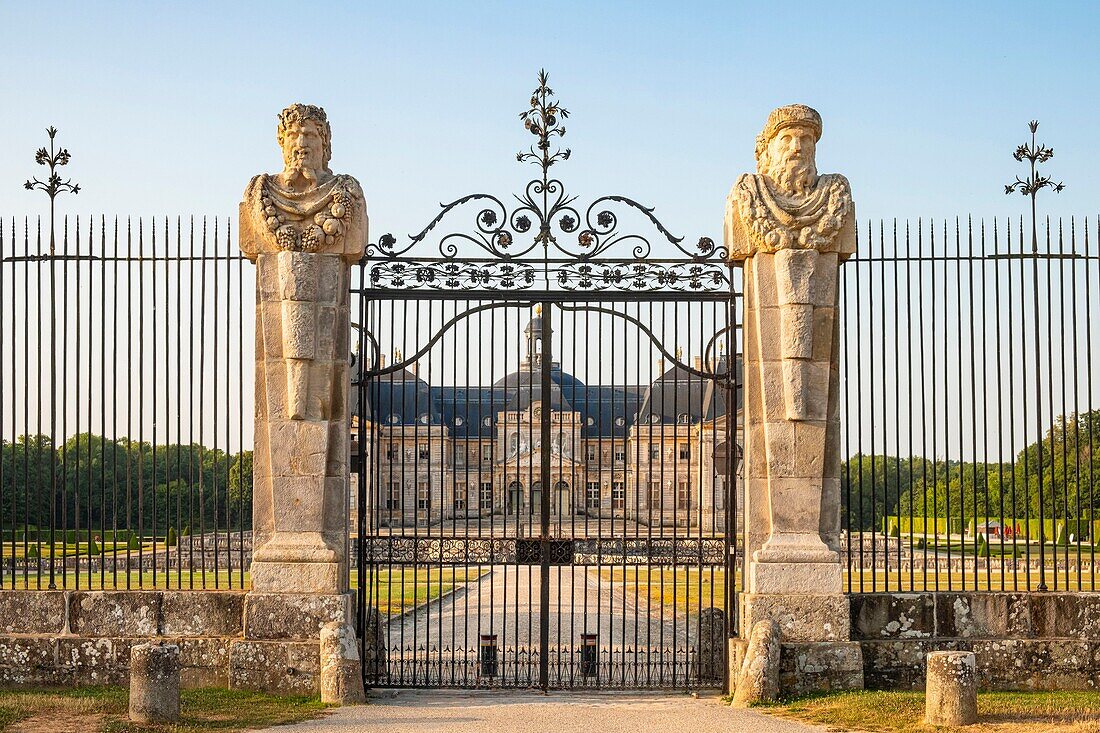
[656,357,665,375]
[694,356,702,371]
[381,354,387,368]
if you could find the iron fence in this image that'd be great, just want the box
[5,212,1098,598]
[841,216,1100,592]
[0,215,253,589]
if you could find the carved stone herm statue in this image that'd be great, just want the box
[241,104,367,593]
[725,104,855,596]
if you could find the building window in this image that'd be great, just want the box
[586,482,601,509]
[611,482,625,509]
[386,482,401,511]
[678,444,690,460]
[479,482,493,511]
[418,444,430,460]
[649,482,662,506]
[417,482,430,510]
[385,443,398,460]
[454,483,467,511]
[585,445,597,462]
[677,481,690,510]
[649,446,660,461]
[482,445,492,464]
[454,446,467,466]
[613,446,626,462]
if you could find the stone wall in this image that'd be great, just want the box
[852,593,1100,690]
[0,590,352,695]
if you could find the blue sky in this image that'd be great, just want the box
[2,0,1098,238]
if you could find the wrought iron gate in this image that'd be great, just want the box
[352,72,741,690]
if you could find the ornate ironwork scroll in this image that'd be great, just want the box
[364,70,729,292]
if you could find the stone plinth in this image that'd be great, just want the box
[129,643,180,723]
[925,651,978,726]
[240,103,367,595]
[725,104,861,696]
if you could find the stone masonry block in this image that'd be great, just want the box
[229,640,319,696]
[1029,593,1100,639]
[778,641,863,697]
[0,591,67,635]
[859,639,972,690]
[0,636,56,668]
[742,594,850,642]
[68,591,161,637]
[57,637,127,685]
[851,594,935,640]
[935,593,1030,638]
[160,592,245,637]
[244,593,352,641]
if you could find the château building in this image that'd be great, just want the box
[352,311,741,535]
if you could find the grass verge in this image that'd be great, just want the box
[766,690,1100,732]
[0,686,328,732]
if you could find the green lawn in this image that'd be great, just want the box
[361,567,484,616]
[767,690,1100,732]
[0,686,327,732]
[598,567,1100,615]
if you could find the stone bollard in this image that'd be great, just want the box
[320,620,366,705]
[925,651,977,726]
[731,620,781,707]
[129,642,180,723]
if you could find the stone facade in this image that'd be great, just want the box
[355,318,738,533]
[241,103,367,594]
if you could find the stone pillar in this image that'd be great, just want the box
[129,643,180,723]
[240,104,367,594]
[725,104,862,694]
[230,104,366,697]
[925,651,978,726]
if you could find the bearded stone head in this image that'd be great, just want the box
[277,103,333,182]
[755,104,822,196]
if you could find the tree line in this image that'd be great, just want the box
[0,433,253,537]
[842,410,1100,531]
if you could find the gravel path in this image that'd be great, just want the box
[259,690,826,733]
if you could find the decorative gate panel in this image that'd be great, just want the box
[352,72,742,690]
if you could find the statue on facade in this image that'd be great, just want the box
[241,104,367,593]
[725,103,855,596]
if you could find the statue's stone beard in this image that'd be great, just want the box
[766,158,818,197]
[281,154,322,187]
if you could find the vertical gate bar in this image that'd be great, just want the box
[23,219,31,589]
[1008,218,1022,592]
[69,212,77,589]
[892,221,902,591]
[224,220,234,589]
[985,220,994,589]
[1065,220,1079,589]
[174,218,183,589]
[1086,215,1095,589]
[904,222,915,591]
[993,221,1007,592]
[0,220,5,590]
[1016,216,1033,589]
[539,302,552,691]
[1045,218,1057,590]
[89,217,98,590]
[237,220,246,588]
[152,218,160,588]
[486,300,495,687]
[1087,218,1096,592]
